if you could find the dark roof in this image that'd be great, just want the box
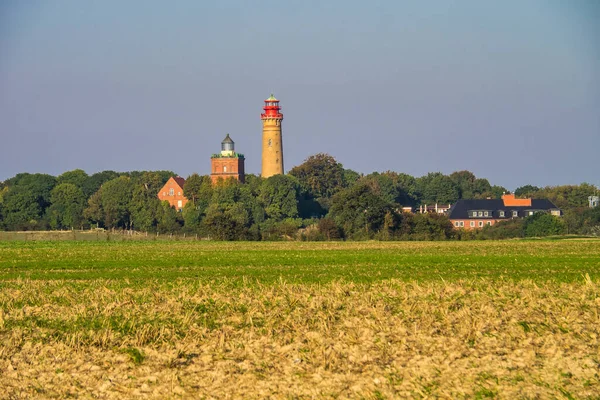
[448,198,560,220]
[222,134,234,144]
[172,176,185,188]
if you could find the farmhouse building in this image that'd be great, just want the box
[157,176,188,211]
[448,193,561,229]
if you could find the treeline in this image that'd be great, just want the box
[0,154,598,240]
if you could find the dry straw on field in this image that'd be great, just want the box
[1,276,599,398]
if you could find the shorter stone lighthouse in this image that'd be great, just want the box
[210,134,245,184]
[261,94,284,177]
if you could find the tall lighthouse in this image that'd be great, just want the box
[261,94,284,177]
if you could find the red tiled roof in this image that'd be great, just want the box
[501,193,531,207]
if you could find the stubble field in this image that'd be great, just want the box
[0,240,599,399]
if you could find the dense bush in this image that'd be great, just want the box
[523,213,566,237]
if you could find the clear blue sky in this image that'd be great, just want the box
[1,0,598,190]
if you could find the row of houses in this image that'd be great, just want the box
[157,176,563,231]
[447,193,561,229]
[402,193,561,230]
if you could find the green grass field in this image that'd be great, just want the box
[1,239,599,282]
[1,240,599,398]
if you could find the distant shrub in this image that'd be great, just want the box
[480,219,524,239]
[523,213,566,237]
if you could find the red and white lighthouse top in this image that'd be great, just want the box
[261,94,283,120]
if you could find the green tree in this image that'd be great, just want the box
[183,173,204,205]
[0,185,8,228]
[82,171,119,198]
[84,190,104,227]
[409,213,454,240]
[57,169,89,189]
[329,182,392,238]
[318,217,342,240]
[342,169,361,187]
[360,173,400,205]
[100,176,134,229]
[259,175,300,221]
[47,183,86,229]
[480,219,524,239]
[128,170,175,186]
[1,187,43,230]
[392,172,418,206]
[182,201,203,232]
[203,201,249,240]
[5,173,57,209]
[157,201,182,233]
[449,170,477,199]
[536,184,597,210]
[1,173,57,230]
[523,213,566,237]
[580,206,600,236]
[479,185,508,200]
[240,180,265,227]
[514,185,540,197]
[182,175,216,233]
[129,172,164,231]
[288,153,345,199]
[416,172,460,205]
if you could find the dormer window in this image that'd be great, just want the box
[478,211,483,217]
[484,211,489,217]
[512,210,518,217]
[499,211,505,217]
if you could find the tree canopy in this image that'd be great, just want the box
[0,157,596,240]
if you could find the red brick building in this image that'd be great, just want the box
[211,134,245,184]
[157,176,188,211]
[448,193,561,230]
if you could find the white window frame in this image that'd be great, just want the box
[484,211,489,217]
[169,188,174,196]
[486,221,492,226]
[470,221,475,227]
[459,221,464,227]
[478,211,483,217]
[478,221,484,227]
[512,210,518,217]
[454,221,460,227]
[499,211,505,217]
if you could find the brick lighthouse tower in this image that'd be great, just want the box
[261,94,284,177]
[210,134,245,184]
